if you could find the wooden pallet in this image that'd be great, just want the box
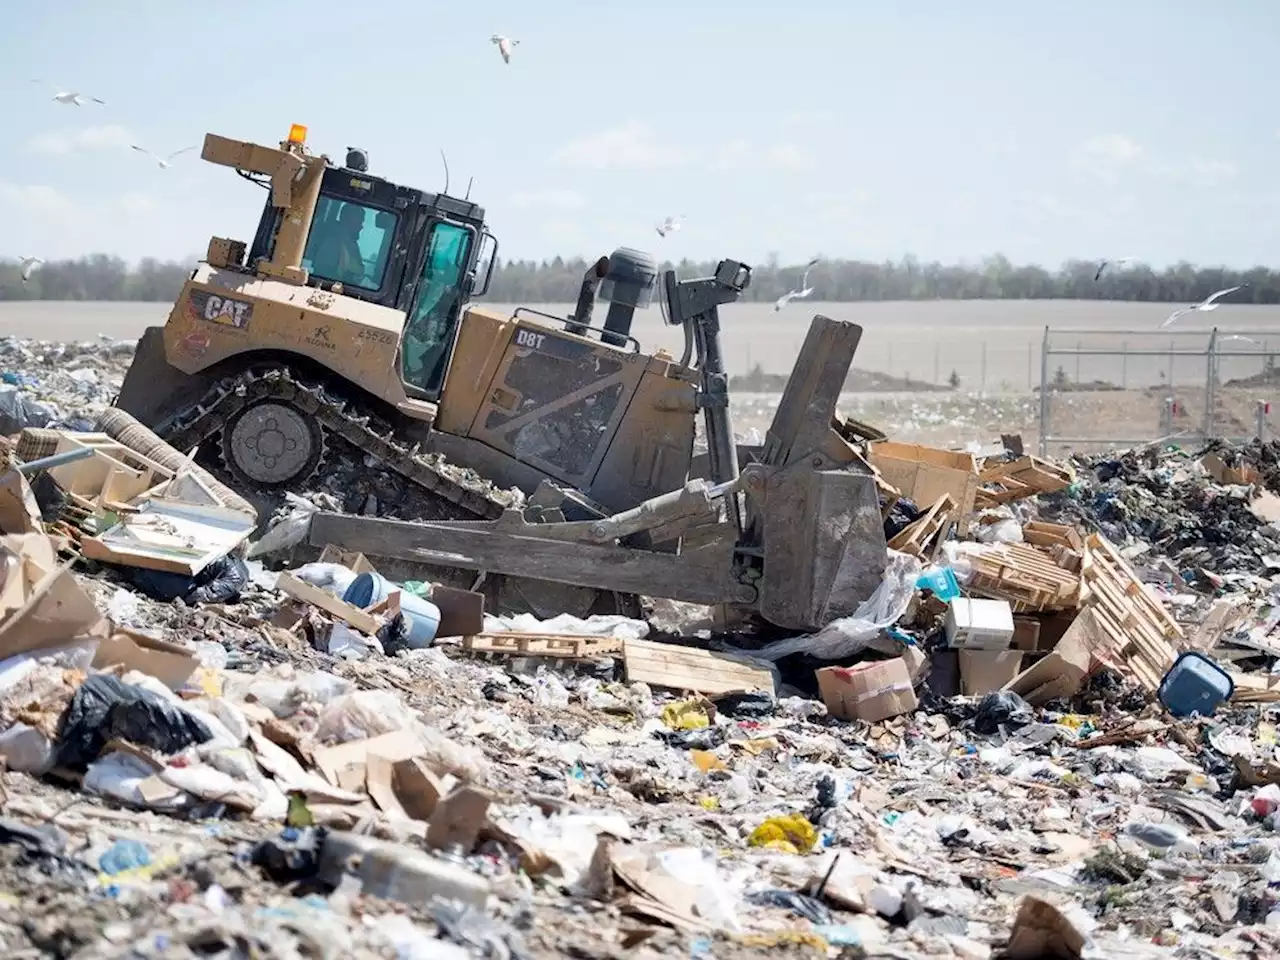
[887,493,955,559]
[975,456,1074,508]
[965,542,1081,613]
[1078,533,1180,692]
[461,633,624,658]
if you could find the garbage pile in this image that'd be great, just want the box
[3,355,1280,957]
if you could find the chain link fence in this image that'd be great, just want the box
[1037,328,1280,457]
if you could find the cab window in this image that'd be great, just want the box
[402,221,473,395]
[302,196,397,291]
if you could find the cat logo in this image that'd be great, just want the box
[188,290,253,329]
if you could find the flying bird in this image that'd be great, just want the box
[1094,257,1136,282]
[18,257,44,284]
[490,34,519,64]
[130,144,197,169]
[774,255,822,312]
[655,215,684,238]
[30,79,104,106]
[1219,334,1260,345]
[1160,284,1249,328]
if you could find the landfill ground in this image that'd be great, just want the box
[4,335,1280,959]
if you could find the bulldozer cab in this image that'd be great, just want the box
[246,163,496,399]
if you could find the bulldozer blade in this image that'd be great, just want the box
[752,315,889,629]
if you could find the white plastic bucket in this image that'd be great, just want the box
[342,572,441,649]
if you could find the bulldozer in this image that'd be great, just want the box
[115,124,889,629]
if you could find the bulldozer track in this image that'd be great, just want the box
[159,368,512,520]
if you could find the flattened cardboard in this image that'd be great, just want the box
[93,627,199,691]
[431,584,485,638]
[1004,608,1105,706]
[816,657,918,723]
[0,558,102,661]
[959,650,1025,696]
[0,471,42,534]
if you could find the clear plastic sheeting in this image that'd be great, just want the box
[739,550,923,661]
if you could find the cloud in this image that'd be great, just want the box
[117,193,158,215]
[23,124,133,156]
[508,187,587,210]
[712,140,816,171]
[1068,134,1143,182]
[1069,134,1235,188]
[551,122,689,170]
[1151,157,1238,188]
[0,182,75,214]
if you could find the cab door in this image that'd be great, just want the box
[400,218,476,399]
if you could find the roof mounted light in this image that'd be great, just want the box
[287,123,308,145]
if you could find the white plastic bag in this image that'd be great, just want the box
[316,690,418,744]
[740,550,922,661]
[291,562,360,599]
[247,493,318,558]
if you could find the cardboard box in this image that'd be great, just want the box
[945,598,1014,649]
[816,658,918,723]
[1004,609,1105,706]
[868,441,980,533]
[1011,617,1041,651]
[959,650,1024,695]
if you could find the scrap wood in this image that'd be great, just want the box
[887,493,955,559]
[975,456,1074,508]
[460,632,624,658]
[275,571,383,635]
[1071,717,1166,748]
[963,542,1081,612]
[1021,521,1084,553]
[1077,533,1181,692]
[623,639,774,696]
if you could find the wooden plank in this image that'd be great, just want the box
[275,571,382,634]
[461,633,623,658]
[623,639,773,695]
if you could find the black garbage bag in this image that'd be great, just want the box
[745,889,833,926]
[972,690,1033,735]
[715,690,776,719]
[55,674,214,770]
[121,554,250,605]
[883,497,921,540]
[377,613,412,655]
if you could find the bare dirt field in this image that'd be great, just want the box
[7,298,1280,453]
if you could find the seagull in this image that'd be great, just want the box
[130,144,197,169]
[774,255,822,311]
[655,215,684,238]
[1094,257,1136,282]
[18,257,44,284]
[490,34,519,64]
[1160,284,1249,328]
[1219,334,1260,345]
[30,79,104,106]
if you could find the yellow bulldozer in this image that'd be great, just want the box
[115,124,889,628]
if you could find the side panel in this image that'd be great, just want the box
[435,306,511,434]
[466,323,646,489]
[160,266,428,417]
[588,369,697,511]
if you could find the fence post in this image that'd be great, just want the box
[1038,327,1050,457]
[1204,329,1218,440]
[1258,400,1270,441]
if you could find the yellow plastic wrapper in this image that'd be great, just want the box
[661,700,710,730]
[747,813,817,854]
[690,749,726,772]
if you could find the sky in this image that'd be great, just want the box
[1,0,1278,269]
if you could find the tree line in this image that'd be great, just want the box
[4,252,1280,304]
